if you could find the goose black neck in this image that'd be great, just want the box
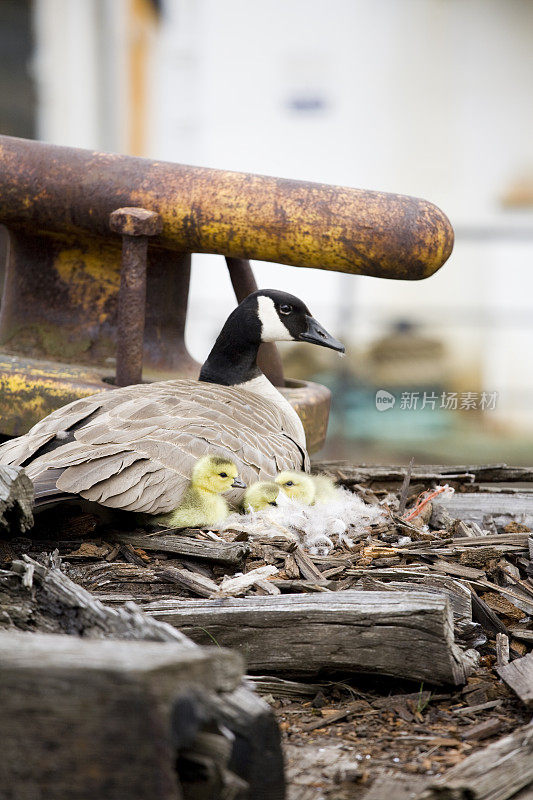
[199,304,262,386]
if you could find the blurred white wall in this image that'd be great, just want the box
[34,0,128,151]
[32,0,533,431]
[150,0,533,431]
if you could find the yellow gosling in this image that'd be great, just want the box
[275,471,338,505]
[153,455,245,529]
[241,481,280,512]
[311,474,338,504]
[275,471,316,505]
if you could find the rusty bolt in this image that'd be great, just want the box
[109,207,163,238]
[110,207,162,387]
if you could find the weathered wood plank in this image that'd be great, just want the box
[418,724,533,800]
[401,533,531,552]
[508,628,533,644]
[156,564,219,598]
[358,575,472,622]
[9,555,201,647]
[495,633,510,667]
[293,545,324,580]
[313,462,533,485]
[0,465,33,534]
[110,532,248,565]
[218,565,278,596]
[439,493,533,529]
[207,684,285,800]
[496,653,533,708]
[1,563,286,799]
[142,590,478,684]
[0,631,242,800]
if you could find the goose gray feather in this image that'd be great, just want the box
[1,379,308,514]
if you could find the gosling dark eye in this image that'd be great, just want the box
[269,501,278,506]
[285,481,294,486]
[219,472,228,478]
[279,304,292,315]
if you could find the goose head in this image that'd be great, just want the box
[192,455,246,494]
[275,470,316,504]
[199,289,344,386]
[252,289,345,352]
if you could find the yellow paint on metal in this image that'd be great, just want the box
[0,355,110,435]
[134,173,453,280]
[54,243,121,324]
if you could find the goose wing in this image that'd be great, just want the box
[0,380,307,514]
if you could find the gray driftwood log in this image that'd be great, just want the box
[142,590,478,684]
[7,554,197,645]
[111,531,249,565]
[314,462,533,485]
[0,464,33,533]
[439,492,533,529]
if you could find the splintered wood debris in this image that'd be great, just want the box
[1,461,533,799]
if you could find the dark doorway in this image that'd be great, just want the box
[0,0,36,138]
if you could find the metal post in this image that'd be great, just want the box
[110,207,162,386]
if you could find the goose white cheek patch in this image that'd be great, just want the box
[257,296,293,342]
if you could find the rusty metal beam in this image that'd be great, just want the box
[0,135,453,281]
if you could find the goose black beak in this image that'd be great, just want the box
[298,316,345,353]
[231,477,247,489]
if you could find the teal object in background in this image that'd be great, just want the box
[315,375,454,444]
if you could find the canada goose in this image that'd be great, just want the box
[275,470,338,505]
[0,289,343,515]
[152,454,244,528]
[241,481,280,512]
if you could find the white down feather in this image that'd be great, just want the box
[222,486,387,554]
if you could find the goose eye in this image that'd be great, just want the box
[219,472,228,478]
[285,481,294,486]
[269,501,278,506]
[279,304,292,315]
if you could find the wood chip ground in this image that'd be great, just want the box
[1,461,533,799]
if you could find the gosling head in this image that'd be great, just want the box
[242,481,280,512]
[192,455,246,495]
[275,470,316,505]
